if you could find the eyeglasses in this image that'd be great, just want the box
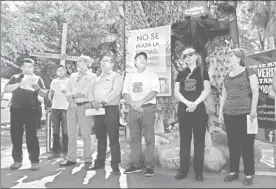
[183,52,195,59]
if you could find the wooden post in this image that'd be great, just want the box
[60,23,68,66]
[30,23,79,65]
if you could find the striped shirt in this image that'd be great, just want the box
[65,71,96,103]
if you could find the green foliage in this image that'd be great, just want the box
[237,1,276,52]
[1,1,124,88]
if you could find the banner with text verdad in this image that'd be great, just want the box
[245,50,276,129]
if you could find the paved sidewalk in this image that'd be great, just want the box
[1,130,275,188]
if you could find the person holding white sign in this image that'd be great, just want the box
[123,52,160,177]
[47,65,69,160]
[219,48,259,186]
[59,55,96,169]
[4,58,47,171]
[87,53,123,175]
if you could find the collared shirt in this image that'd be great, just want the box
[92,71,123,106]
[122,70,160,104]
[65,71,97,103]
[50,77,69,109]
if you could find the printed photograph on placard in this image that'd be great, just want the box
[157,72,172,97]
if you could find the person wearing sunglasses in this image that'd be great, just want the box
[174,48,211,181]
[4,58,47,171]
[218,48,259,186]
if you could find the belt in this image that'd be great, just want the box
[75,101,90,106]
[141,103,155,108]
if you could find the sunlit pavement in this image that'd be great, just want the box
[1,129,276,188]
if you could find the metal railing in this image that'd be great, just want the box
[45,109,52,153]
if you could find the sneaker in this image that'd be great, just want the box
[30,163,40,171]
[10,162,22,170]
[145,168,154,177]
[124,166,143,174]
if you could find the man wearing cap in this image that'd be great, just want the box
[87,53,123,175]
[60,55,97,169]
[47,65,69,160]
[123,52,160,177]
[4,58,47,170]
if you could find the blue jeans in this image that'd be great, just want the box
[128,104,156,169]
[51,109,68,154]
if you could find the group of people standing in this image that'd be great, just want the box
[4,46,269,186]
[174,47,260,186]
[4,51,160,177]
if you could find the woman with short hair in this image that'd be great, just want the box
[174,48,211,181]
[219,48,259,186]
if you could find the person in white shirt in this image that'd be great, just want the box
[122,52,160,177]
[47,65,69,160]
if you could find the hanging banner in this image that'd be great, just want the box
[245,50,276,130]
[126,25,172,97]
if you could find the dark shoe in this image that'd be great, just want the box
[47,153,60,160]
[196,174,204,182]
[59,160,77,167]
[124,166,143,174]
[84,162,92,170]
[111,167,121,175]
[243,176,253,186]
[87,164,105,171]
[30,163,40,171]
[224,173,239,182]
[175,172,187,180]
[10,162,22,170]
[145,168,154,177]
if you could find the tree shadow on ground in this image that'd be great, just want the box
[1,152,122,188]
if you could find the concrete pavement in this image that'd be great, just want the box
[1,130,276,188]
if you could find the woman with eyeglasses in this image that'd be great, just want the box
[218,48,259,186]
[174,48,211,181]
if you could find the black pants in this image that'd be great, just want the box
[10,108,40,164]
[178,103,207,176]
[51,109,68,154]
[93,105,121,169]
[224,114,255,176]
